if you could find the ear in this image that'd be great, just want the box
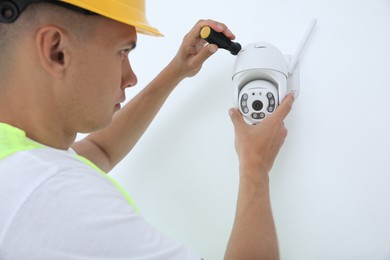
[35,25,70,78]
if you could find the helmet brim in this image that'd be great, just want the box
[60,0,164,37]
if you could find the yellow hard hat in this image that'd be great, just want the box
[60,0,163,37]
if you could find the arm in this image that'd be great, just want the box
[72,19,236,173]
[224,94,294,260]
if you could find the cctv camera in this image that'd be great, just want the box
[232,42,291,124]
[232,19,316,124]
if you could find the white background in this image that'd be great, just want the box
[109,0,390,259]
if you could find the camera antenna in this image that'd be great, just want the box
[288,18,317,74]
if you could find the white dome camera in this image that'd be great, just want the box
[232,19,317,124]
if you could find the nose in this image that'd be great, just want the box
[121,59,138,89]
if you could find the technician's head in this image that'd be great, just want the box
[0,0,162,132]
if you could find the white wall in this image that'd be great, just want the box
[110,0,390,259]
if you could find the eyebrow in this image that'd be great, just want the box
[127,42,137,51]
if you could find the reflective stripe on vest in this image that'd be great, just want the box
[0,122,138,212]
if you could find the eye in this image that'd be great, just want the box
[120,49,131,59]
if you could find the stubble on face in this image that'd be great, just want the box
[63,17,137,134]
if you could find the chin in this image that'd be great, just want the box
[78,116,114,134]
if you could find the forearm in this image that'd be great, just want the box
[72,19,232,173]
[225,95,293,259]
[224,164,279,260]
[73,61,184,172]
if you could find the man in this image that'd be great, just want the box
[0,0,294,259]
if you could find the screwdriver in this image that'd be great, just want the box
[200,26,242,55]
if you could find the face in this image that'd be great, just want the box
[64,17,138,133]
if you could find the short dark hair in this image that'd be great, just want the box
[0,2,97,82]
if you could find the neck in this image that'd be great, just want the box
[0,82,76,150]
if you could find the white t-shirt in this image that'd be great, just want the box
[0,146,201,260]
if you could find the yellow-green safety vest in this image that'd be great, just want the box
[0,122,138,212]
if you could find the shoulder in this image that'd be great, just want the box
[0,147,136,243]
[0,147,121,204]
[0,148,201,260]
[0,146,134,212]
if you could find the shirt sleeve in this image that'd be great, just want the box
[1,165,202,260]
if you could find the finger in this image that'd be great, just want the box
[194,38,208,53]
[205,20,235,40]
[191,43,218,68]
[273,94,295,120]
[211,21,235,40]
[192,19,236,40]
[229,108,245,130]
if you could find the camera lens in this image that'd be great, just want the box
[252,100,263,111]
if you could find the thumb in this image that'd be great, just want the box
[229,108,245,129]
[192,44,218,67]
